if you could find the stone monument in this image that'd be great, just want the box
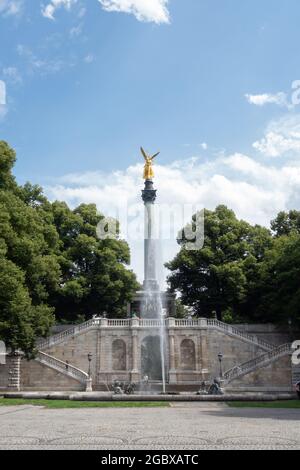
[128,147,176,318]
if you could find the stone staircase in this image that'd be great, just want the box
[205,319,274,351]
[37,317,275,352]
[37,318,100,351]
[35,351,90,389]
[34,317,279,392]
[223,343,292,384]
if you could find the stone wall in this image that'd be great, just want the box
[0,356,12,390]
[20,359,84,391]
[228,355,292,392]
[0,320,293,392]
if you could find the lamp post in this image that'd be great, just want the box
[218,352,223,379]
[88,352,92,378]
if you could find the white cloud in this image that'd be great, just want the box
[0,0,23,17]
[42,0,77,20]
[98,0,170,24]
[41,0,170,24]
[245,92,292,109]
[46,148,300,282]
[253,114,300,157]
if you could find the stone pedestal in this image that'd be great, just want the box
[168,318,177,384]
[85,377,93,392]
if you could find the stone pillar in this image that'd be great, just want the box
[142,179,159,294]
[95,329,101,388]
[131,317,140,382]
[8,353,21,391]
[199,326,209,381]
[144,203,156,283]
[167,318,177,384]
[85,377,93,392]
[98,318,109,386]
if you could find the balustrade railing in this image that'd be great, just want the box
[36,351,88,384]
[224,343,291,383]
[107,319,131,327]
[206,319,274,351]
[37,316,275,353]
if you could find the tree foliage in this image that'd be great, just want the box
[50,202,139,322]
[166,205,274,322]
[0,141,138,355]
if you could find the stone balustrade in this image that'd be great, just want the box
[224,343,292,383]
[37,317,275,353]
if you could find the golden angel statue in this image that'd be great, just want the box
[140,147,160,180]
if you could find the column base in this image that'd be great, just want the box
[168,370,177,384]
[85,378,93,392]
[131,370,140,383]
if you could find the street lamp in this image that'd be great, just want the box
[218,352,223,379]
[88,352,92,378]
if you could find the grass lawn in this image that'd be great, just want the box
[227,400,300,409]
[0,398,170,409]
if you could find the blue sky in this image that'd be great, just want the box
[1,0,300,281]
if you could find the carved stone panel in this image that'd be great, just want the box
[180,339,196,371]
[112,339,126,371]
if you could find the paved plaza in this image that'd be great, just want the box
[0,402,299,450]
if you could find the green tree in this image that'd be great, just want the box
[0,142,58,356]
[166,205,272,322]
[0,141,17,191]
[271,210,300,237]
[254,233,300,327]
[0,141,139,354]
[51,202,139,321]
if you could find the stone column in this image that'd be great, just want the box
[199,325,209,381]
[131,317,140,382]
[8,352,21,391]
[142,179,159,294]
[167,318,177,384]
[95,329,101,388]
[98,318,109,386]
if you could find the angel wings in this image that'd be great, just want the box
[140,147,160,180]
